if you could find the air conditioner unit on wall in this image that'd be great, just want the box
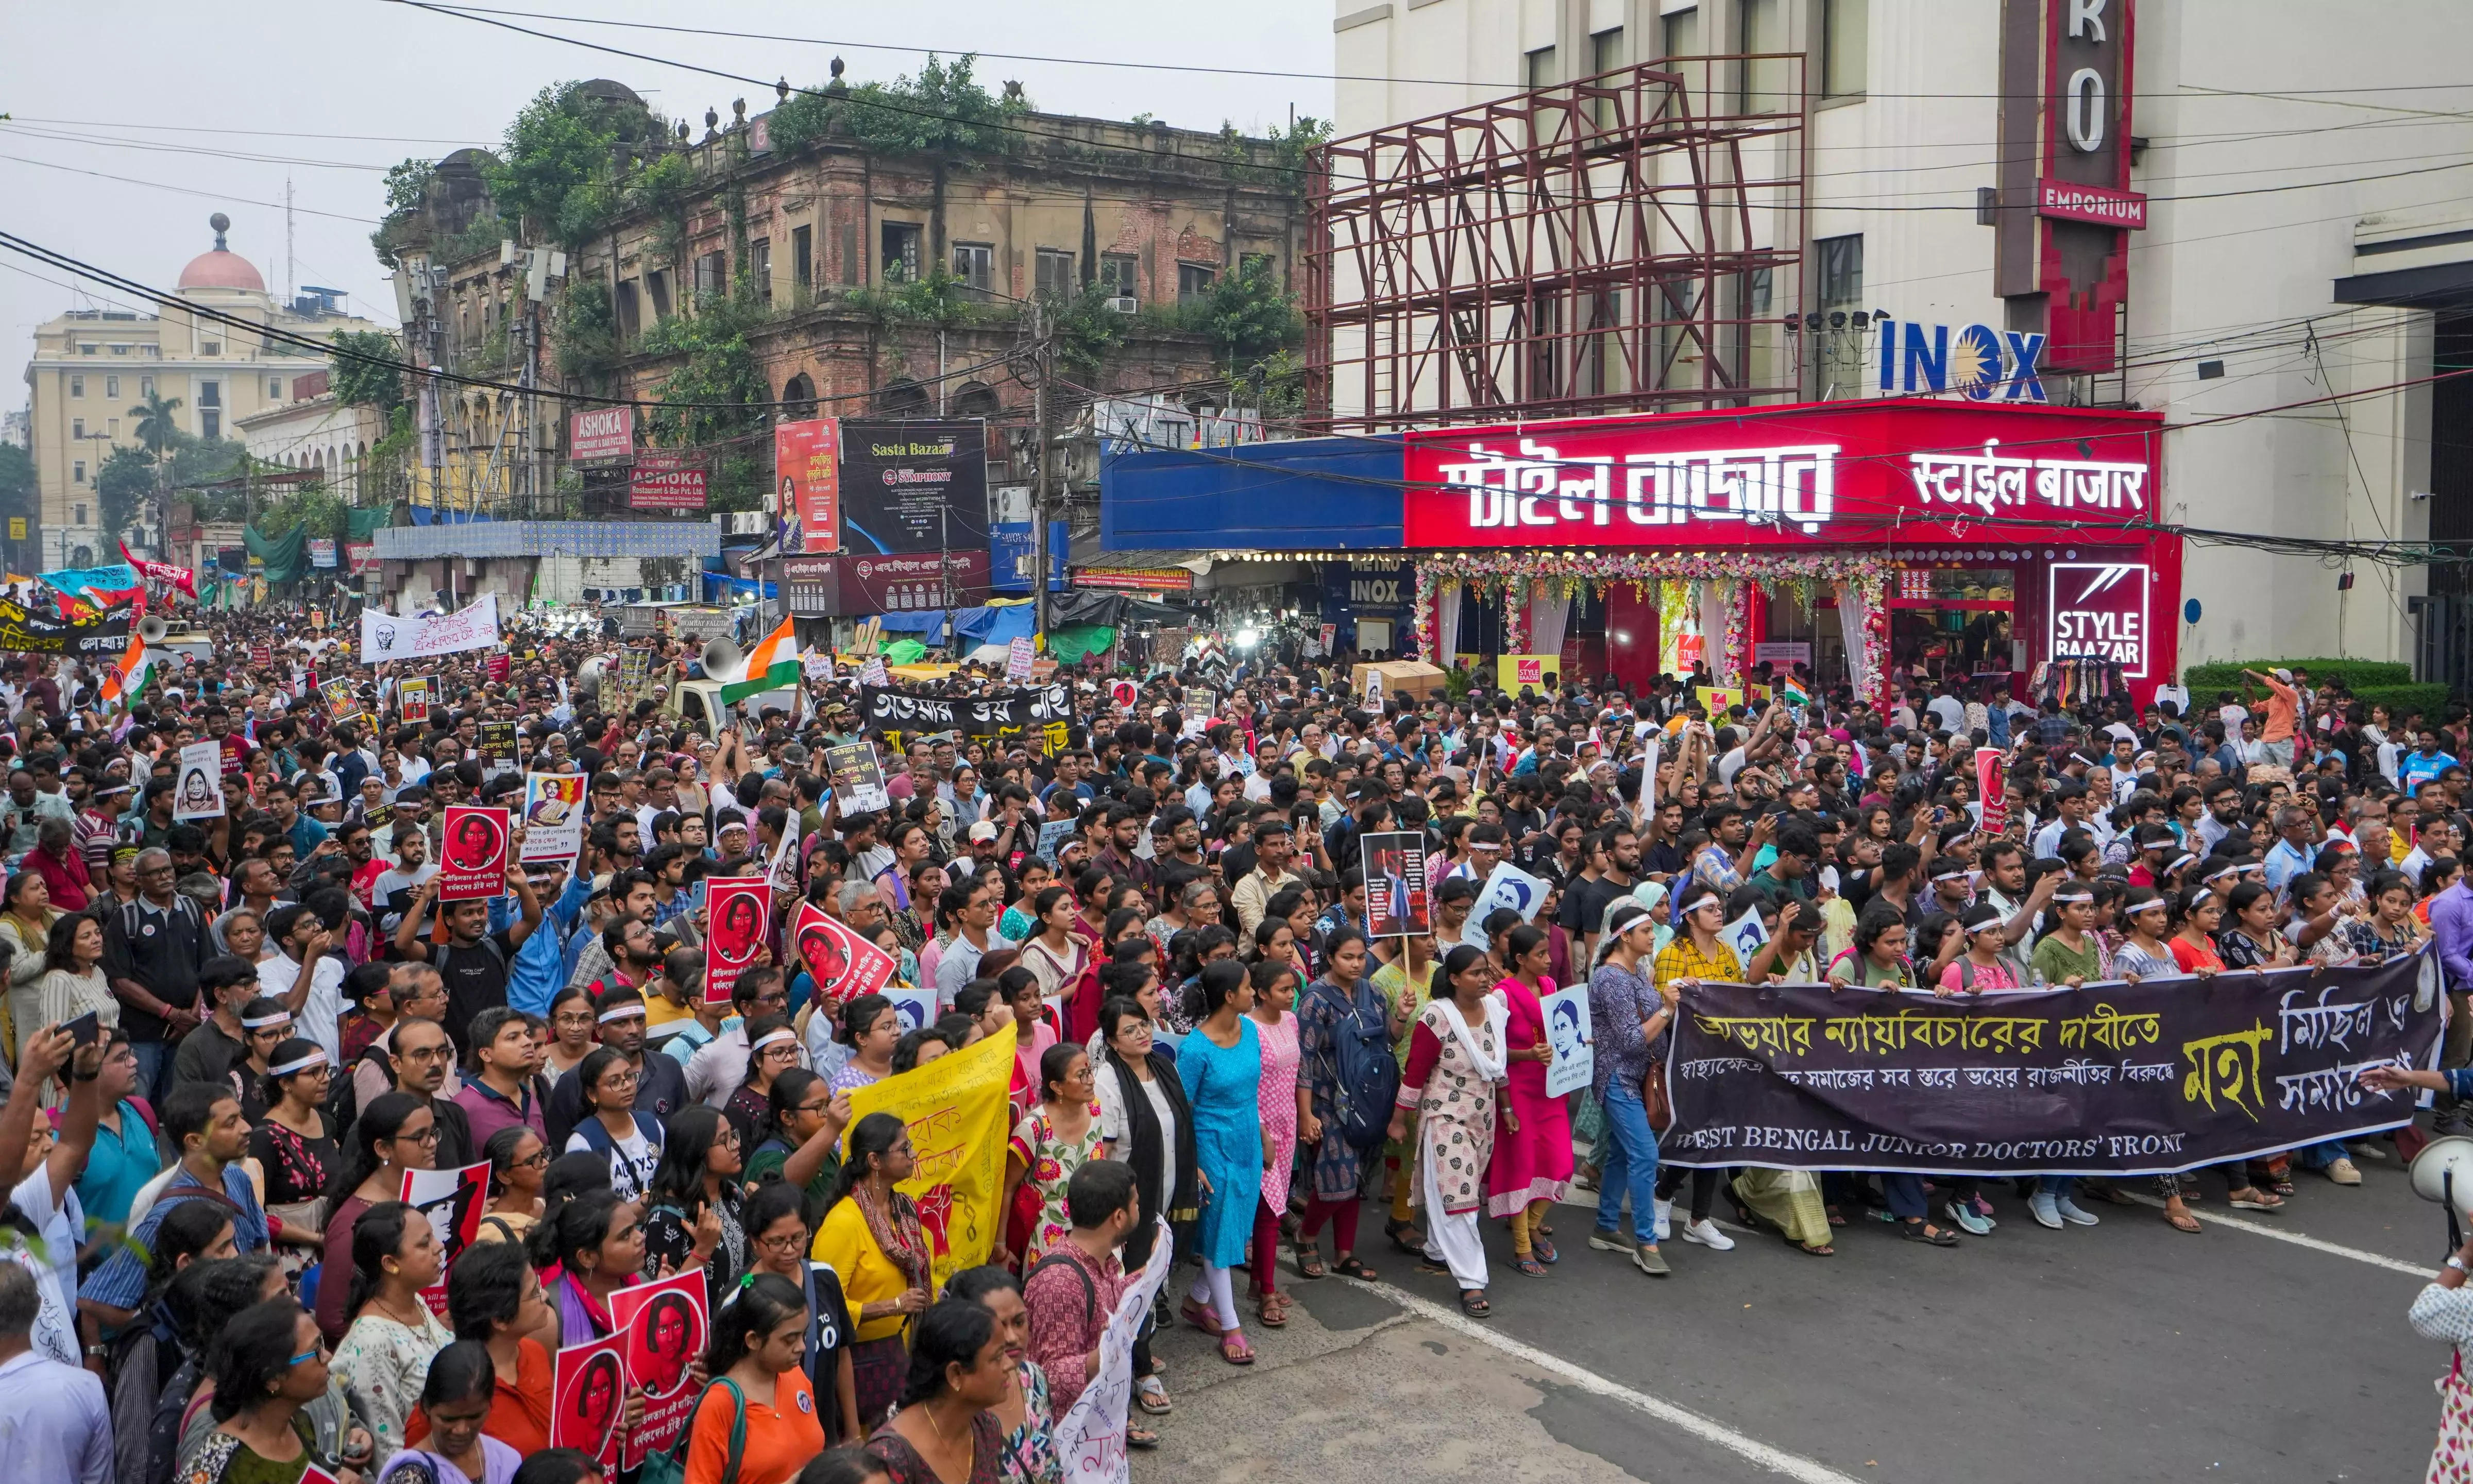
[1105,295,1137,315]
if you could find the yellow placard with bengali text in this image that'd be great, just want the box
[840,1024,1015,1293]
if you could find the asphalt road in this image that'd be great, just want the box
[1133,1147,2452,1483]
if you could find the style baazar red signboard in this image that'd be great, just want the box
[1402,401,2161,551]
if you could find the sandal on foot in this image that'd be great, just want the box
[1256,1295,1290,1327]
[1333,1255,1377,1281]
[1179,1299,1226,1336]
[1219,1332,1256,1366]
[2162,1208,2203,1234]
[1459,1289,1492,1317]
[1291,1242,1328,1280]
[1128,1427,1162,1450]
[1799,1241,1836,1256]
[1136,1377,1173,1414]
[1513,1256,1549,1277]
[1531,1235,1559,1265]
[1899,1221,1960,1247]
[2228,1189,2285,1213]
[1384,1219,1426,1255]
[1824,1204,1849,1227]
[1416,1258,1453,1276]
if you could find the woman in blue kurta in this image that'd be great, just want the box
[1176,958,1264,1366]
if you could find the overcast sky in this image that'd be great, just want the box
[0,0,1337,392]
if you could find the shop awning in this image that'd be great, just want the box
[1099,434,1403,552]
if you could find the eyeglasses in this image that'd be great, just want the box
[513,1148,551,1169]
[389,1124,443,1145]
[755,1229,808,1253]
[286,1342,327,1367]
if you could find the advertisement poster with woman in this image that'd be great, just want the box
[704,876,771,1004]
[438,806,510,900]
[791,900,896,1006]
[611,1270,709,1465]
[520,773,587,862]
[173,739,225,821]
[551,1334,626,1473]
[1538,986,1595,1098]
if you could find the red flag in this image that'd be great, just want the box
[120,540,198,598]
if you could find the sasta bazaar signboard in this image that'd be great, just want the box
[1404,402,2161,550]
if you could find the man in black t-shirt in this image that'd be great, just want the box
[392,867,543,1054]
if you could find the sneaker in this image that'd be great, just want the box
[1945,1199,1993,1237]
[2348,1142,2391,1162]
[1588,1229,1632,1254]
[1682,1218,1735,1251]
[1652,1198,1674,1243]
[2325,1157,2363,1186]
[2028,1192,2063,1230]
[1632,1243,1671,1276]
[2055,1196,2102,1226]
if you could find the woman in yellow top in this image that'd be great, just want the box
[811,1110,933,1431]
[1648,884,1742,1253]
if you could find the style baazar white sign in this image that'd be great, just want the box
[2047,561,2150,678]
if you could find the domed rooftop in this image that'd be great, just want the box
[177,213,265,292]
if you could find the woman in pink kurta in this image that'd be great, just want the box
[1488,927,1574,1277]
[1245,959,1307,1326]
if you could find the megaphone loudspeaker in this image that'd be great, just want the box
[137,615,170,644]
[702,638,747,685]
[2411,1134,2473,1217]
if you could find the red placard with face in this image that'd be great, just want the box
[704,876,772,1005]
[437,806,510,901]
[611,1270,708,1466]
[792,900,897,1009]
[550,1334,627,1474]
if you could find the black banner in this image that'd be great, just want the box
[0,597,130,657]
[838,420,987,557]
[1662,951,2443,1176]
[858,682,1073,756]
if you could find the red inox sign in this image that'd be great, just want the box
[569,406,635,462]
[1402,401,2161,550]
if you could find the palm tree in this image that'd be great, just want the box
[129,390,182,459]
[127,390,183,553]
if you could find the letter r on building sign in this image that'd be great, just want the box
[2069,0,2106,41]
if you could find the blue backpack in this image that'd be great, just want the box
[1316,981,1401,1152]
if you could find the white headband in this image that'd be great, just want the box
[598,1003,646,1024]
[269,1051,327,1076]
[241,1011,293,1030]
[2128,897,2170,916]
[750,1030,795,1053]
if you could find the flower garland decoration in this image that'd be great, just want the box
[1407,550,1896,701]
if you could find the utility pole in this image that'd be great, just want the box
[1028,300,1053,639]
[285,178,294,305]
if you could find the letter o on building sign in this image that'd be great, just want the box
[2067,68,2107,152]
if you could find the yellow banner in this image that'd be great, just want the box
[840,1024,1016,1293]
[1497,654,1554,691]
[1697,686,1744,714]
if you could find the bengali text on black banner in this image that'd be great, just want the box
[1660,950,2444,1176]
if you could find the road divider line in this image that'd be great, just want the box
[1340,1276,1869,1484]
[2120,1192,2432,1275]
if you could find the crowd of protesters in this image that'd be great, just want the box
[0,601,2461,1484]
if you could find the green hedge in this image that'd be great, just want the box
[2355,684,2453,727]
[2180,658,2414,697]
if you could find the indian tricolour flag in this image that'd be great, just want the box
[99,634,154,706]
[721,617,801,703]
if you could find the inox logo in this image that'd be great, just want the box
[1876,318,2047,402]
[1349,577,1403,605]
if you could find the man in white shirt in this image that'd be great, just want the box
[0,1262,111,1484]
[258,902,347,1063]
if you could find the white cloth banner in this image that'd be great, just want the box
[1527,590,1570,663]
[361,593,501,662]
[1053,1217,1175,1484]
[1831,579,1872,697]
[1698,579,1734,685]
